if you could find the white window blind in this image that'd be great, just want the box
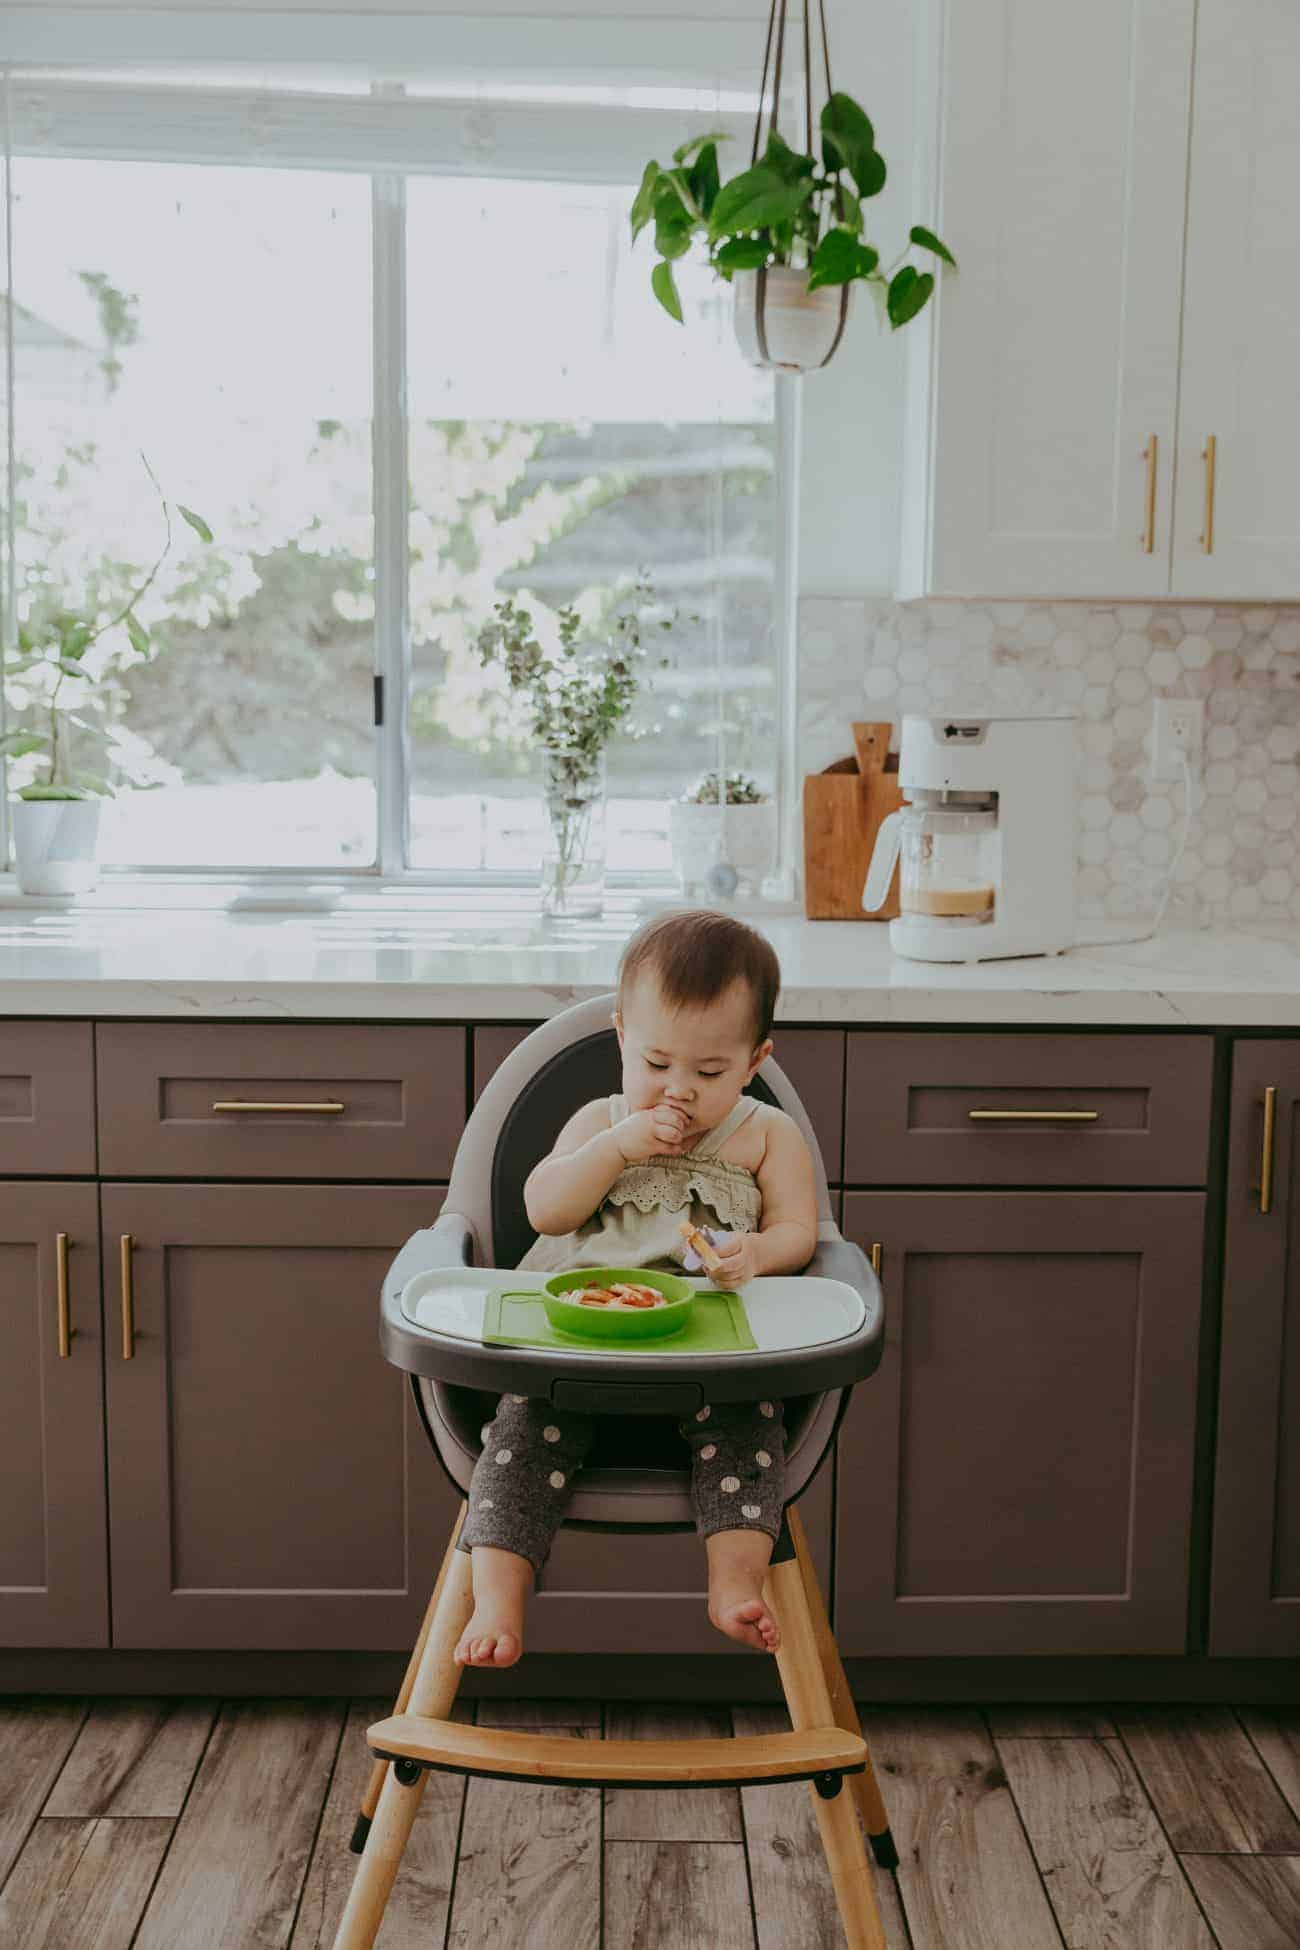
[6,77,751,183]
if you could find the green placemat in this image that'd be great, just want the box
[484,1286,756,1354]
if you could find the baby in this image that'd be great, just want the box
[453,908,819,1670]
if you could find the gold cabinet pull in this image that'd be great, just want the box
[56,1232,71,1359]
[120,1234,135,1360]
[968,1108,1100,1123]
[1200,434,1217,552]
[869,1242,882,1277]
[211,1100,345,1114]
[1141,434,1158,552]
[1259,1085,1277,1215]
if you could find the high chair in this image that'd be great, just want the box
[332,995,895,1949]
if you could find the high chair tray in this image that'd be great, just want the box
[379,1234,883,1405]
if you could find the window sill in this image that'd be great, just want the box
[0,871,804,925]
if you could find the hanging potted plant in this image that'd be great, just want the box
[2,461,212,895]
[473,575,675,919]
[670,771,776,898]
[630,5,955,372]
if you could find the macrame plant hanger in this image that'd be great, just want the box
[749,0,850,373]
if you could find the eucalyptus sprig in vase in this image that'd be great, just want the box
[473,575,670,917]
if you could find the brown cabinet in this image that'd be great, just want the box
[845,1031,1213,1186]
[0,1184,107,1647]
[95,1023,466,1180]
[1209,1043,1300,1656]
[0,1021,96,1175]
[100,1182,456,1650]
[837,1189,1205,1655]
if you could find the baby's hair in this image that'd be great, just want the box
[617,909,781,1046]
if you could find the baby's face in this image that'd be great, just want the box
[616,974,771,1138]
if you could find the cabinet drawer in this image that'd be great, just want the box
[845,1033,1213,1186]
[96,1024,465,1179]
[0,1021,95,1174]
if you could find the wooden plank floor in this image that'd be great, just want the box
[2,1696,1298,1948]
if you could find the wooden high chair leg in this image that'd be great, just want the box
[332,1504,475,1950]
[350,1504,467,1854]
[787,1505,899,1871]
[766,1531,889,1950]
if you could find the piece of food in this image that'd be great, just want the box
[567,1280,667,1309]
[679,1220,725,1274]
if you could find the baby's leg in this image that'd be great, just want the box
[679,1398,786,1652]
[454,1394,592,1668]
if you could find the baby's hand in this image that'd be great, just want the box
[708,1232,761,1289]
[615,1103,690,1164]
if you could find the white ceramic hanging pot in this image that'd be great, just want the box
[732,266,850,372]
[10,797,103,896]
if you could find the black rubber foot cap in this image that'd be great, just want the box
[349,1813,372,1855]
[869,1828,900,1871]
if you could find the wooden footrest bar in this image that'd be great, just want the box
[367,1714,867,1791]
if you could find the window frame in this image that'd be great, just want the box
[1,75,801,895]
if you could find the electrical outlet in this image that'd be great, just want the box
[1151,697,1204,781]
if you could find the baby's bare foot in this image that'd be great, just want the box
[708,1582,782,1653]
[453,1603,524,1668]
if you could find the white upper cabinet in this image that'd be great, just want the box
[899,0,1195,599]
[1173,0,1300,598]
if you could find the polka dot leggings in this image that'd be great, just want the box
[458,1395,786,1574]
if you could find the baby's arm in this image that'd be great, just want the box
[711,1111,819,1283]
[524,1097,692,1236]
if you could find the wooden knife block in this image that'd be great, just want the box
[802,722,904,920]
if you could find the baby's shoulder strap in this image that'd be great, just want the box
[690,1094,759,1158]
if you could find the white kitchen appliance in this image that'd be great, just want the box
[862,714,1076,962]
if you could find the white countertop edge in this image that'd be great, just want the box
[0,976,1296,1027]
[0,914,1296,1026]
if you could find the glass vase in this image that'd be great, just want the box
[541,746,606,919]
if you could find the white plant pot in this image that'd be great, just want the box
[10,798,103,896]
[732,266,849,372]
[670,801,777,896]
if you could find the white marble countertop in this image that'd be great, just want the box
[0,886,1296,1025]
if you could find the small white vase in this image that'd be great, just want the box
[10,798,103,896]
[732,266,849,372]
[670,801,777,897]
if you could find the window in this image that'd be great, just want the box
[1,75,786,882]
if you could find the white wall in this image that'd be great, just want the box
[792,0,912,598]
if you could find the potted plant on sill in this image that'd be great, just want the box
[472,575,675,919]
[2,462,212,896]
[670,770,776,897]
[630,0,955,375]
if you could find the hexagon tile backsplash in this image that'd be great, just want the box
[798,597,1300,928]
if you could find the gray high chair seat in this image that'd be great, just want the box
[379,994,884,1530]
[338,996,898,1950]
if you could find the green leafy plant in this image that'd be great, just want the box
[2,455,212,801]
[630,94,955,330]
[473,575,675,906]
[683,770,768,805]
[472,573,672,775]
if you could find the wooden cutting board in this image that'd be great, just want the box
[803,722,903,920]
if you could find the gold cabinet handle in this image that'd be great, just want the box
[120,1234,135,1360]
[968,1108,1100,1123]
[1259,1085,1277,1215]
[869,1242,882,1277]
[1141,434,1158,552]
[211,1100,345,1114]
[1200,434,1217,553]
[56,1232,71,1359]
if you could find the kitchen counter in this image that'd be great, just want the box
[0,890,1297,1025]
